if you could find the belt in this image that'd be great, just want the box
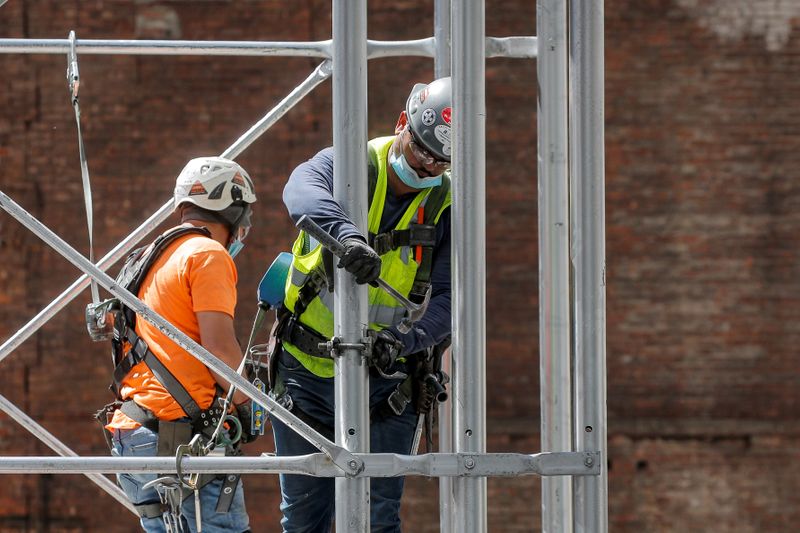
[277,315,332,359]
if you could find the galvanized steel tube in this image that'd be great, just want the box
[569,0,608,531]
[434,0,455,530]
[0,394,137,515]
[451,0,487,531]
[332,0,370,530]
[0,38,331,57]
[537,0,574,531]
[0,451,598,477]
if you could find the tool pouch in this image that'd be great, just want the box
[157,420,193,456]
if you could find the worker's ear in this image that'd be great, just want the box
[394,111,408,135]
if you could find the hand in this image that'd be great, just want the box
[235,401,259,444]
[338,238,382,285]
[371,329,404,371]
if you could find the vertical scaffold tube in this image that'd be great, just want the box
[434,0,454,531]
[570,0,608,531]
[332,0,370,531]
[537,0,574,531]
[451,0,487,531]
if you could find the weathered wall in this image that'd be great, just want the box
[0,0,797,531]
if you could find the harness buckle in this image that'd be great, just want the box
[131,336,148,361]
[386,385,412,416]
[372,232,394,255]
[407,223,436,247]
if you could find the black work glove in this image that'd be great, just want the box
[235,401,259,444]
[338,238,382,285]
[371,329,404,372]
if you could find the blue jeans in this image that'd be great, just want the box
[111,425,250,533]
[270,349,418,533]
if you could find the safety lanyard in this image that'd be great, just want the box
[67,31,99,304]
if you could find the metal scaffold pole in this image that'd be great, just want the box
[451,0,487,531]
[570,0,608,531]
[537,0,574,531]
[332,0,370,530]
[434,0,455,530]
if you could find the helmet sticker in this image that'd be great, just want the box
[189,181,208,196]
[441,107,451,125]
[434,125,452,157]
[421,108,436,126]
[419,87,429,104]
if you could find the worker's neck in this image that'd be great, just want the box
[181,220,230,248]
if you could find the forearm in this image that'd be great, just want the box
[283,148,364,243]
[200,336,249,405]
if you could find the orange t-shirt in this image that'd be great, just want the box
[107,229,237,431]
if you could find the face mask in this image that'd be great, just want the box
[227,239,245,259]
[389,149,443,189]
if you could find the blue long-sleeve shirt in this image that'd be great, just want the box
[283,146,451,356]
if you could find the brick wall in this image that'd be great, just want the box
[0,0,797,531]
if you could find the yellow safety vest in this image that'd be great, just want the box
[282,136,451,377]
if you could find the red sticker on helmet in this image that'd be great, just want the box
[441,107,451,124]
[189,181,207,196]
[419,87,429,104]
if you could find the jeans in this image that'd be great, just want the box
[111,425,250,533]
[270,349,418,533]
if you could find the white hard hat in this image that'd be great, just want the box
[174,156,256,212]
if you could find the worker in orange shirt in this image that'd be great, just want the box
[104,157,256,532]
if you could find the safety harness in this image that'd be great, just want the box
[270,148,451,428]
[275,144,451,357]
[93,226,242,522]
[365,154,450,302]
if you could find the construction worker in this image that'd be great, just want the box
[105,157,256,532]
[272,77,453,532]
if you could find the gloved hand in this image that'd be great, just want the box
[338,238,382,285]
[371,329,404,372]
[235,401,260,444]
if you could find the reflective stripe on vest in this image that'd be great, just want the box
[283,136,449,377]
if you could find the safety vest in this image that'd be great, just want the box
[283,136,451,377]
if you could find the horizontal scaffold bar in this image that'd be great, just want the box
[0,452,600,477]
[0,37,536,59]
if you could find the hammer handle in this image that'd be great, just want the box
[296,215,419,312]
[297,215,347,258]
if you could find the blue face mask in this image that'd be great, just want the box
[389,149,443,189]
[227,239,245,259]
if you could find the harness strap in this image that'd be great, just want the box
[134,501,167,519]
[294,269,328,319]
[112,329,202,421]
[214,474,241,513]
[369,223,437,256]
[66,31,100,305]
[370,374,414,422]
[119,399,159,432]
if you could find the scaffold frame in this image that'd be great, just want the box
[0,1,606,531]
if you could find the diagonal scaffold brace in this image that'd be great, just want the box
[0,188,364,477]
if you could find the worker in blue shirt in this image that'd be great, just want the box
[272,77,453,532]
